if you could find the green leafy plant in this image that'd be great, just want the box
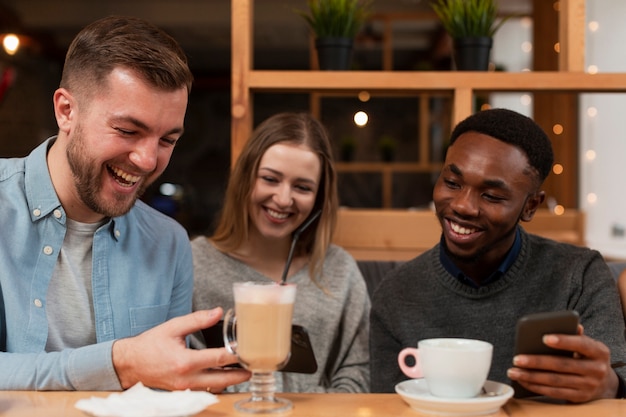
[339,135,357,161]
[296,0,371,38]
[430,0,509,39]
[378,135,397,162]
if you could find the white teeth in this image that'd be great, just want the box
[108,165,140,185]
[267,208,289,219]
[450,222,477,235]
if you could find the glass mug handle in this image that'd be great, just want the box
[223,308,237,355]
[398,347,423,378]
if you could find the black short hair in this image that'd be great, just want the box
[449,108,554,182]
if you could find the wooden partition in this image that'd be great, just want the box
[333,209,585,261]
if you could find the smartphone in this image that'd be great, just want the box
[512,310,580,397]
[201,321,318,374]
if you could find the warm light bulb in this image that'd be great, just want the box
[587,107,598,117]
[585,150,596,161]
[588,21,599,32]
[354,111,368,127]
[552,124,564,135]
[554,205,565,215]
[586,193,597,204]
[587,65,599,74]
[2,34,19,55]
[358,91,370,102]
[552,164,564,175]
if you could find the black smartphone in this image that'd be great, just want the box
[512,310,580,397]
[201,321,318,374]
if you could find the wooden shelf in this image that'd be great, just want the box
[245,70,626,93]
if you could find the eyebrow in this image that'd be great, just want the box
[259,167,318,186]
[112,115,185,137]
[448,163,509,190]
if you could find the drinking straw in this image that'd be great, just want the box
[280,209,322,285]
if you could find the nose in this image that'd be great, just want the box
[450,188,480,218]
[273,183,293,208]
[128,137,159,172]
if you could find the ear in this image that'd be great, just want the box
[520,191,545,222]
[53,88,75,133]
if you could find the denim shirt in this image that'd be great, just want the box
[0,137,193,390]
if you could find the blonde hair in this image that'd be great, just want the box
[211,112,338,285]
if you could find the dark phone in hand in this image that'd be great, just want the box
[201,321,318,374]
[512,310,580,398]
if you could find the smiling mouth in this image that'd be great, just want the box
[107,164,140,187]
[266,208,290,220]
[450,221,478,235]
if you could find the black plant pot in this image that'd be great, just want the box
[452,37,493,71]
[315,37,353,70]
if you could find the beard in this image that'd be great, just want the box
[66,124,147,218]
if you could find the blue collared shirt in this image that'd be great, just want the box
[440,228,522,288]
[0,137,193,390]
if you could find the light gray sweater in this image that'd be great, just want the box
[191,237,370,393]
[370,228,626,393]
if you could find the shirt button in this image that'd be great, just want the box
[53,209,62,219]
[43,246,53,255]
[115,230,121,238]
[34,299,43,308]
[33,208,41,217]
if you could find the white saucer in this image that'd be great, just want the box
[395,379,514,416]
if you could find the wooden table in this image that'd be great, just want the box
[0,391,624,416]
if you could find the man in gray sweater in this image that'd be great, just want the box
[370,108,626,403]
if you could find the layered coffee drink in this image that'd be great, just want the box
[233,282,296,372]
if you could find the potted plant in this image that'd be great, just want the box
[377,134,397,162]
[339,135,357,161]
[296,0,371,70]
[430,0,509,71]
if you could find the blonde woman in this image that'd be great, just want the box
[191,112,369,393]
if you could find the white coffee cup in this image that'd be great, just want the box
[398,338,493,398]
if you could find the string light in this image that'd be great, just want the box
[552,164,564,175]
[353,111,368,127]
[2,34,19,55]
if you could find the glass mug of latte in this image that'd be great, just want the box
[223,282,296,413]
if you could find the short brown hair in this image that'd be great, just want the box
[60,15,193,96]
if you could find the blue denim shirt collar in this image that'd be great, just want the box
[25,136,119,240]
[440,227,522,288]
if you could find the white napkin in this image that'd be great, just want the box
[75,382,219,417]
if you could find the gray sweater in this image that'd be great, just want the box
[191,237,370,393]
[370,228,626,393]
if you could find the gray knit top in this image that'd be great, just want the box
[370,228,626,393]
[191,237,370,393]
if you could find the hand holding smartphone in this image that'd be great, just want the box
[512,310,580,397]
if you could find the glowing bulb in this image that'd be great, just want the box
[587,107,598,117]
[554,205,565,215]
[552,124,564,135]
[585,150,596,161]
[586,193,597,204]
[552,164,564,175]
[521,42,532,53]
[354,111,368,127]
[587,65,598,74]
[358,91,370,102]
[588,21,599,32]
[520,94,532,106]
[2,34,19,55]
